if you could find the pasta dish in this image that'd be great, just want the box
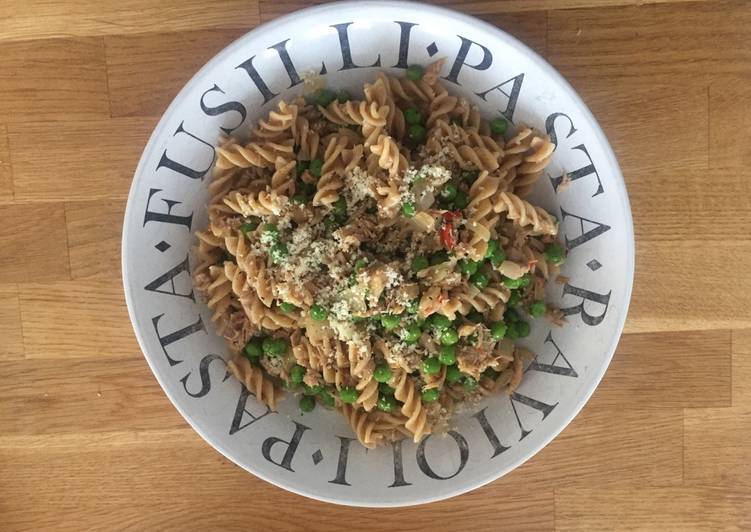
[193,60,566,448]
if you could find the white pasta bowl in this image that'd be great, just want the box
[122,1,633,507]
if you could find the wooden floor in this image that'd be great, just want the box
[1,0,750,530]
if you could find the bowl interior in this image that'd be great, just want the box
[122,1,633,506]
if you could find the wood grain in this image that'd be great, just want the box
[0,125,13,201]
[627,241,751,333]
[709,74,751,169]
[0,37,110,123]
[0,285,24,360]
[8,118,155,202]
[0,0,260,43]
[106,28,248,118]
[18,281,139,359]
[0,203,70,283]
[0,357,182,436]
[596,330,731,408]
[65,201,125,280]
[548,1,751,84]
[1,0,750,529]
[555,487,751,531]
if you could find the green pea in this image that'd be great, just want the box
[332,196,347,216]
[408,124,426,142]
[470,272,489,290]
[458,259,479,276]
[463,376,478,391]
[422,357,441,375]
[446,365,462,384]
[403,324,422,344]
[490,321,507,340]
[485,239,499,259]
[339,386,358,404]
[507,290,522,307]
[404,107,422,125]
[262,337,288,357]
[378,394,397,412]
[239,219,259,235]
[279,302,297,313]
[290,364,306,384]
[303,384,323,395]
[299,395,316,412]
[530,300,546,318]
[406,299,419,314]
[505,308,520,323]
[438,345,456,365]
[374,363,393,383]
[490,117,508,135]
[354,258,367,273]
[430,250,449,265]
[296,160,310,175]
[453,190,469,210]
[440,183,458,201]
[506,324,520,340]
[429,314,452,331]
[503,274,531,289]
[401,201,416,218]
[314,88,337,107]
[379,382,396,396]
[421,388,440,402]
[460,169,479,183]
[411,256,429,272]
[318,389,336,407]
[380,314,400,330]
[243,338,263,360]
[310,304,328,321]
[291,193,307,205]
[466,310,484,324]
[490,247,506,267]
[309,158,324,178]
[441,328,459,346]
[406,64,424,81]
[544,243,566,264]
[262,223,279,239]
[515,320,531,338]
[336,89,351,103]
[270,242,288,264]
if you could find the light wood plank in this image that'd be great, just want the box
[683,330,751,489]
[555,487,751,531]
[65,201,125,280]
[597,330,731,408]
[0,357,182,436]
[105,28,248,118]
[575,81,708,176]
[259,0,703,21]
[709,74,751,169]
[490,392,683,491]
[0,125,13,201]
[0,430,553,532]
[0,0,260,43]
[731,329,751,406]
[0,203,70,283]
[548,1,751,84]
[0,285,24,360]
[8,118,155,202]
[0,37,109,123]
[18,281,139,359]
[626,241,751,333]
[628,167,751,243]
